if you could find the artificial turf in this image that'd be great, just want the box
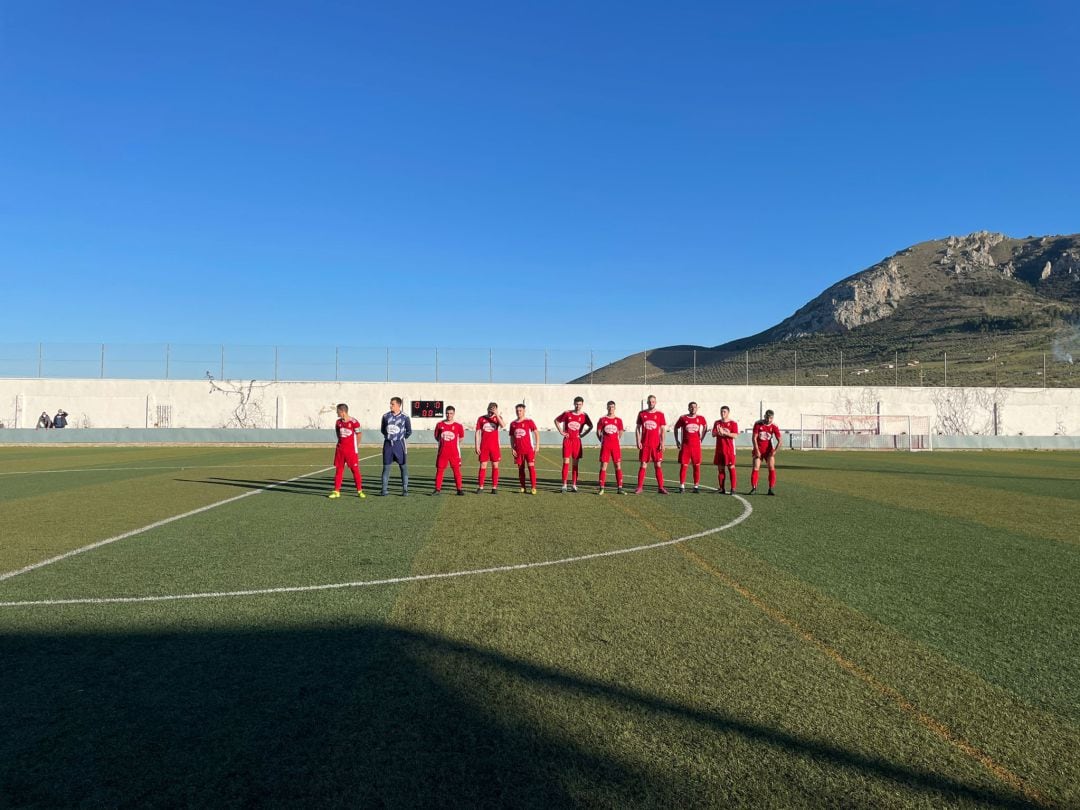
[1,446,1077,808]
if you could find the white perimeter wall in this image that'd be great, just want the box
[2,378,1078,436]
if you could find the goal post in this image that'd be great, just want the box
[796,414,932,451]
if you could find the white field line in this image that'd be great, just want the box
[0,495,753,608]
[0,462,373,477]
[0,458,382,584]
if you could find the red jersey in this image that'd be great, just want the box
[475,414,501,449]
[713,419,738,465]
[753,420,781,448]
[597,416,623,447]
[335,418,361,451]
[674,414,708,449]
[636,409,667,447]
[509,419,537,454]
[556,410,590,439]
[712,420,739,449]
[435,421,466,460]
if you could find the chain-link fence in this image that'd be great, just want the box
[0,342,1075,387]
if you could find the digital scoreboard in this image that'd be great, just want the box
[411,400,444,418]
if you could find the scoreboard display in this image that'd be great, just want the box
[411,400,444,418]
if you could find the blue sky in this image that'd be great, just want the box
[2,1,1078,353]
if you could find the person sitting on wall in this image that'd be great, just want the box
[36,411,53,429]
[53,410,68,429]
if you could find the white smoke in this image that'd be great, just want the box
[1052,324,1079,365]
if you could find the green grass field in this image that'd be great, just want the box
[2,445,1078,808]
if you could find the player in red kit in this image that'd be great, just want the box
[635,394,668,494]
[554,396,593,492]
[751,409,781,496]
[712,405,739,495]
[595,400,625,495]
[433,406,466,496]
[510,403,540,495]
[674,402,708,493]
[474,401,505,494]
[328,403,365,499]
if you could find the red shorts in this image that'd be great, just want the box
[436,455,461,470]
[678,444,702,465]
[599,443,622,464]
[478,444,501,463]
[639,444,664,463]
[334,446,359,468]
[755,442,775,460]
[714,446,737,466]
[562,436,583,460]
[513,449,536,465]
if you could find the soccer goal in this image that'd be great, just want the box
[796,414,933,451]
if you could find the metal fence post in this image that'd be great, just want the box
[793,349,797,386]
[544,350,549,385]
[38,342,43,377]
[335,347,339,382]
[386,348,390,383]
[488,348,493,383]
[100,344,105,378]
[220,346,225,380]
[435,348,439,383]
[274,346,279,382]
[165,343,171,379]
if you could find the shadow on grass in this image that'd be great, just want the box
[178,471,581,496]
[0,624,1041,808]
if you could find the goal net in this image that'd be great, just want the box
[797,414,932,451]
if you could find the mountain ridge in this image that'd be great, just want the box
[576,231,1080,387]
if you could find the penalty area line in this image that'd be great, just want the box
[0,495,753,608]
[0,458,379,584]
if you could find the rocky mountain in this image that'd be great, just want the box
[576,232,1080,387]
[760,231,1080,342]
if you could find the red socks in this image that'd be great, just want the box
[562,462,570,485]
[768,469,776,488]
[478,467,486,488]
[637,468,646,489]
[751,470,759,488]
[655,464,664,489]
[492,468,499,488]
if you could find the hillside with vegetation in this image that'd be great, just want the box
[577,232,1080,388]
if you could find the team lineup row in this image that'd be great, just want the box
[327,396,783,499]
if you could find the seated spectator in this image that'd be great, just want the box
[36,411,53,429]
[53,410,68,429]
